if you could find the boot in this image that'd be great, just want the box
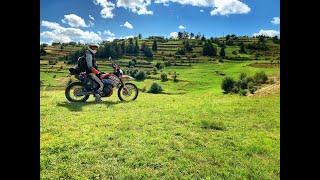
[94,94,102,102]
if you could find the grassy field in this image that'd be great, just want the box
[40,59,280,179]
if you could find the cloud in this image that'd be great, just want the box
[103,30,115,36]
[93,0,115,18]
[178,25,186,30]
[200,9,204,12]
[271,17,280,25]
[155,0,250,16]
[89,21,94,26]
[89,14,95,20]
[170,32,178,39]
[253,29,280,37]
[121,21,134,29]
[41,20,102,43]
[61,14,88,27]
[210,0,250,16]
[97,31,102,35]
[116,0,153,15]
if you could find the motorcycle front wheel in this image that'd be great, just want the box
[118,83,139,101]
[65,82,90,102]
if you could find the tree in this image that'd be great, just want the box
[239,42,246,53]
[201,35,206,41]
[202,41,216,56]
[40,47,46,56]
[121,41,126,55]
[190,33,194,39]
[115,43,123,57]
[152,40,158,51]
[220,46,226,58]
[176,48,186,55]
[138,33,142,39]
[126,38,135,54]
[140,42,147,51]
[272,36,280,44]
[60,45,64,51]
[178,32,183,39]
[134,39,139,55]
[183,40,193,52]
[143,46,153,58]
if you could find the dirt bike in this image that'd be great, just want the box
[65,57,138,102]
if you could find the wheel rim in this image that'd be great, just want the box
[120,84,138,101]
[69,85,87,101]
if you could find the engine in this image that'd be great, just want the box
[102,84,113,97]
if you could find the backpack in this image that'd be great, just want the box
[77,55,88,72]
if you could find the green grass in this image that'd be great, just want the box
[40,60,279,179]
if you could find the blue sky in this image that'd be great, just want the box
[40,0,280,44]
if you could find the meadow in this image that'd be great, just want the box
[40,37,280,179]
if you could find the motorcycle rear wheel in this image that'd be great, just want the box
[65,82,90,102]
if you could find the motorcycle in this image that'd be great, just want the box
[65,57,139,102]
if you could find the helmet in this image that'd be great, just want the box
[88,43,99,54]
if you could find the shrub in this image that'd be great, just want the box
[164,61,171,67]
[160,73,168,82]
[221,76,235,93]
[248,82,257,94]
[155,62,163,70]
[239,89,248,96]
[237,79,248,90]
[148,82,163,93]
[253,71,268,84]
[200,120,225,131]
[231,86,239,94]
[232,51,238,55]
[152,67,158,75]
[52,75,56,78]
[134,71,147,81]
[141,86,147,92]
[172,72,178,82]
[239,72,247,80]
[146,70,151,75]
[245,76,254,84]
[49,60,57,65]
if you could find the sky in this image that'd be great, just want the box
[40,0,280,44]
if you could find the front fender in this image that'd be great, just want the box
[121,75,135,81]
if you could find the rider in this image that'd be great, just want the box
[85,44,104,102]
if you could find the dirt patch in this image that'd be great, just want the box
[249,63,280,68]
[248,82,280,97]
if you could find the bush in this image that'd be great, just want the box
[239,89,248,96]
[148,82,163,94]
[239,72,247,80]
[221,76,235,93]
[146,70,151,75]
[48,60,57,65]
[164,61,171,67]
[155,62,164,70]
[172,72,178,82]
[253,71,268,84]
[231,86,239,94]
[134,71,147,81]
[160,73,168,82]
[248,82,257,94]
[237,79,248,90]
[141,86,147,92]
[200,120,225,131]
[232,51,238,55]
[152,67,158,75]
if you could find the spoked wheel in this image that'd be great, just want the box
[118,83,139,101]
[65,82,90,102]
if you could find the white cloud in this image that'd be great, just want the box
[61,14,88,27]
[155,0,250,16]
[93,0,115,18]
[170,32,178,39]
[121,21,134,29]
[41,20,102,43]
[97,31,102,35]
[200,9,204,12]
[89,14,95,20]
[271,17,280,25]
[117,0,153,15]
[103,30,115,36]
[210,0,250,16]
[178,25,186,30]
[89,21,94,26]
[253,29,280,37]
